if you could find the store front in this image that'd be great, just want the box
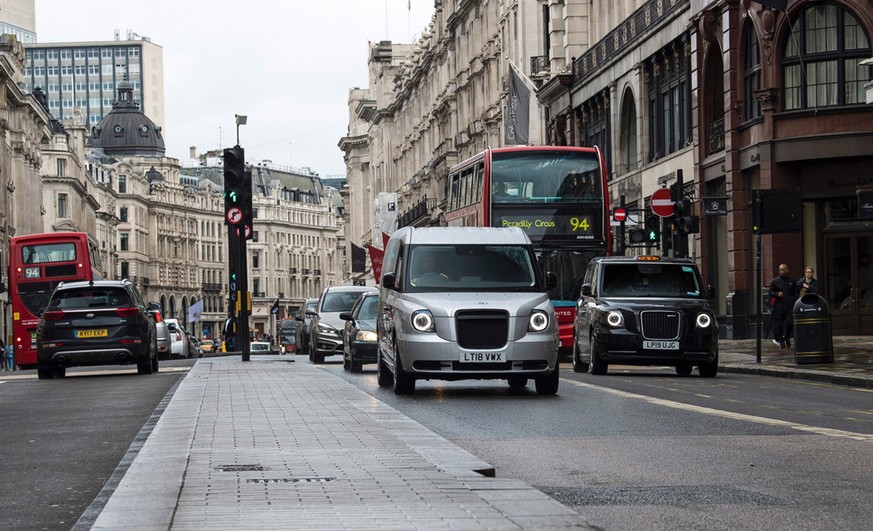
[823,230,873,334]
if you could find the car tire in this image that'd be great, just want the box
[137,356,154,374]
[342,353,350,371]
[589,336,608,375]
[350,360,363,373]
[392,340,415,395]
[37,361,53,380]
[572,333,588,373]
[507,377,528,388]
[535,362,559,395]
[152,354,160,373]
[377,350,393,388]
[675,363,693,376]
[51,365,66,379]
[698,357,718,378]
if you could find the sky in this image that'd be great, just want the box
[35,0,436,177]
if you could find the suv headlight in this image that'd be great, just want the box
[606,310,624,327]
[411,310,435,332]
[316,322,340,337]
[695,312,713,329]
[528,310,549,332]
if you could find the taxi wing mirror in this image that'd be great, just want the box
[580,283,593,297]
[382,272,396,290]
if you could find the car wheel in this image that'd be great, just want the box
[37,361,53,380]
[507,377,528,388]
[589,336,608,375]
[377,350,392,388]
[51,365,66,379]
[342,352,351,371]
[675,363,693,376]
[350,360,363,373]
[392,340,415,395]
[152,354,160,373]
[535,362,559,395]
[308,341,314,362]
[699,357,718,378]
[137,356,154,374]
[572,332,588,373]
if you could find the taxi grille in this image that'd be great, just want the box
[640,310,680,340]
[456,310,508,349]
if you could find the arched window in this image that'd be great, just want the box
[782,3,872,110]
[743,26,762,121]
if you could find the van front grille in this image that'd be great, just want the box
[456,310,508,349]
[640,310,680,340]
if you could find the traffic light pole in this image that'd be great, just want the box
[235,225,250,362]
[224,145,251,362]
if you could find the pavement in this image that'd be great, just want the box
[76,336,872,530]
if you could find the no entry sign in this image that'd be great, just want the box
[651,188,674,217]
[613,207,627,222]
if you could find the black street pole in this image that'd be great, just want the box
[755,190,762,363]
[618,195,626,256]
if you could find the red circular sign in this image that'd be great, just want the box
[651,188,674,217]
[613,207,627,222]
[226,207,243,225]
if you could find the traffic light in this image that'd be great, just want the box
[629,228,646,244]
[229,271,238,301]
[645,214,661,243]
[223,146,246,222]
[674,199,695,234]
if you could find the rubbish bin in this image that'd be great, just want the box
[792,293,834,364]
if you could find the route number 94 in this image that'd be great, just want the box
[569,216,590,232]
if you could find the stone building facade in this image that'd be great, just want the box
[343,0,873,339]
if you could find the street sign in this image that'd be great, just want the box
[613,207,627,222]
[651,188,674,217]
[226,207,243,225]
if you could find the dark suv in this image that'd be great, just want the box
[572,255,718,377]
[36,279,159,379]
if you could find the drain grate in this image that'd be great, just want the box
[215,464,270,472]
[539,485,788,506]
[247,477,336,484]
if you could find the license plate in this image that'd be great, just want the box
[644,340,678,350]
[461,351,505,363]
[77,329,108,338]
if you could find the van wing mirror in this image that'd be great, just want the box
[339,312,353,321]
[382,272,396,290]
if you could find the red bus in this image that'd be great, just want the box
[445,146,611,353]
[277,318,297,354]
[8,232,103,368]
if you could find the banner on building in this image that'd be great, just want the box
[368,245,385,284]
[187,299,203,323]
[505,61,531,145]
[270,297,280,315]
[351,243,366,273]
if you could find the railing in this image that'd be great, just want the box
[202,283,222,292]
[397,196,436,228]
[530,55,548,76]
[708,118,725,155]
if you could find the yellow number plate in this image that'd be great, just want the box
[77,329,108,338]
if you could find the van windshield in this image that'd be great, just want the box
[407,244,538,291]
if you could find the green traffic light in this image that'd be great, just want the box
[648,230,658,242]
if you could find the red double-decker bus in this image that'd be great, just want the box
[8,232,103,369]
[444,146,612,354]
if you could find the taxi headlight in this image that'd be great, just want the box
[606,310,624,327]
[528,310,549,332]
[411,310,435,332]
[696,312,712,328]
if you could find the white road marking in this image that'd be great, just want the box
[563,378,873,442]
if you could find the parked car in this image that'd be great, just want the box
[199,338,215,354]
[165,319,190,359]
[151,303,171,360]
[35,279,159,379]
[572,255,718,377]
[294,298,318,354]
[308,286,378,364]
[341,292,380,373]
[377,227,560,395]
[250,341,272,354]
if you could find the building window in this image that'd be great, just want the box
[57,158,66,177]
[252,252,260,269]
[578,90,612,179]
[744,27,762,121]
[645,39,692,162]
[58,193,68,218]
[120,233,129,251]
[121,261,130,279]
[119,175,127,193]
[120,207,128,222]
[782,4,872,110]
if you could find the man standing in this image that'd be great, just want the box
[769,263,797,349]
[223,311,237,352]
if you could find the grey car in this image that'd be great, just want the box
[150,303,172,360]
[308,286,378,364]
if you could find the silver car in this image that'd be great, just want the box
[308,286,378,364]
[148,303,171,360]
[377,227,559,396]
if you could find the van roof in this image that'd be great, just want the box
[392,226,532,245]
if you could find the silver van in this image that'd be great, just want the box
[377,227,560,395]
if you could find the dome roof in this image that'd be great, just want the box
[90,80,165,157]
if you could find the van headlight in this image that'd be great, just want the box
[411,310,435,332]
[528,310,549,332]
[696,312,713,328]
[606,310,624,327]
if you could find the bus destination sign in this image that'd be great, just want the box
[492,208,604,244]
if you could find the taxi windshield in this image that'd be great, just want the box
[601,263,702,298]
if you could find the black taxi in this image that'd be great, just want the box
[572,255,718,377]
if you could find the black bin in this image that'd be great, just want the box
[792,294,834,364]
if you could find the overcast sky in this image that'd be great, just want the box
[35,0,435,177]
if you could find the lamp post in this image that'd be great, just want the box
[235,114,247,146]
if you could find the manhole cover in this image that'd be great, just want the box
[215,465,270,472]
[247,477,336,484]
